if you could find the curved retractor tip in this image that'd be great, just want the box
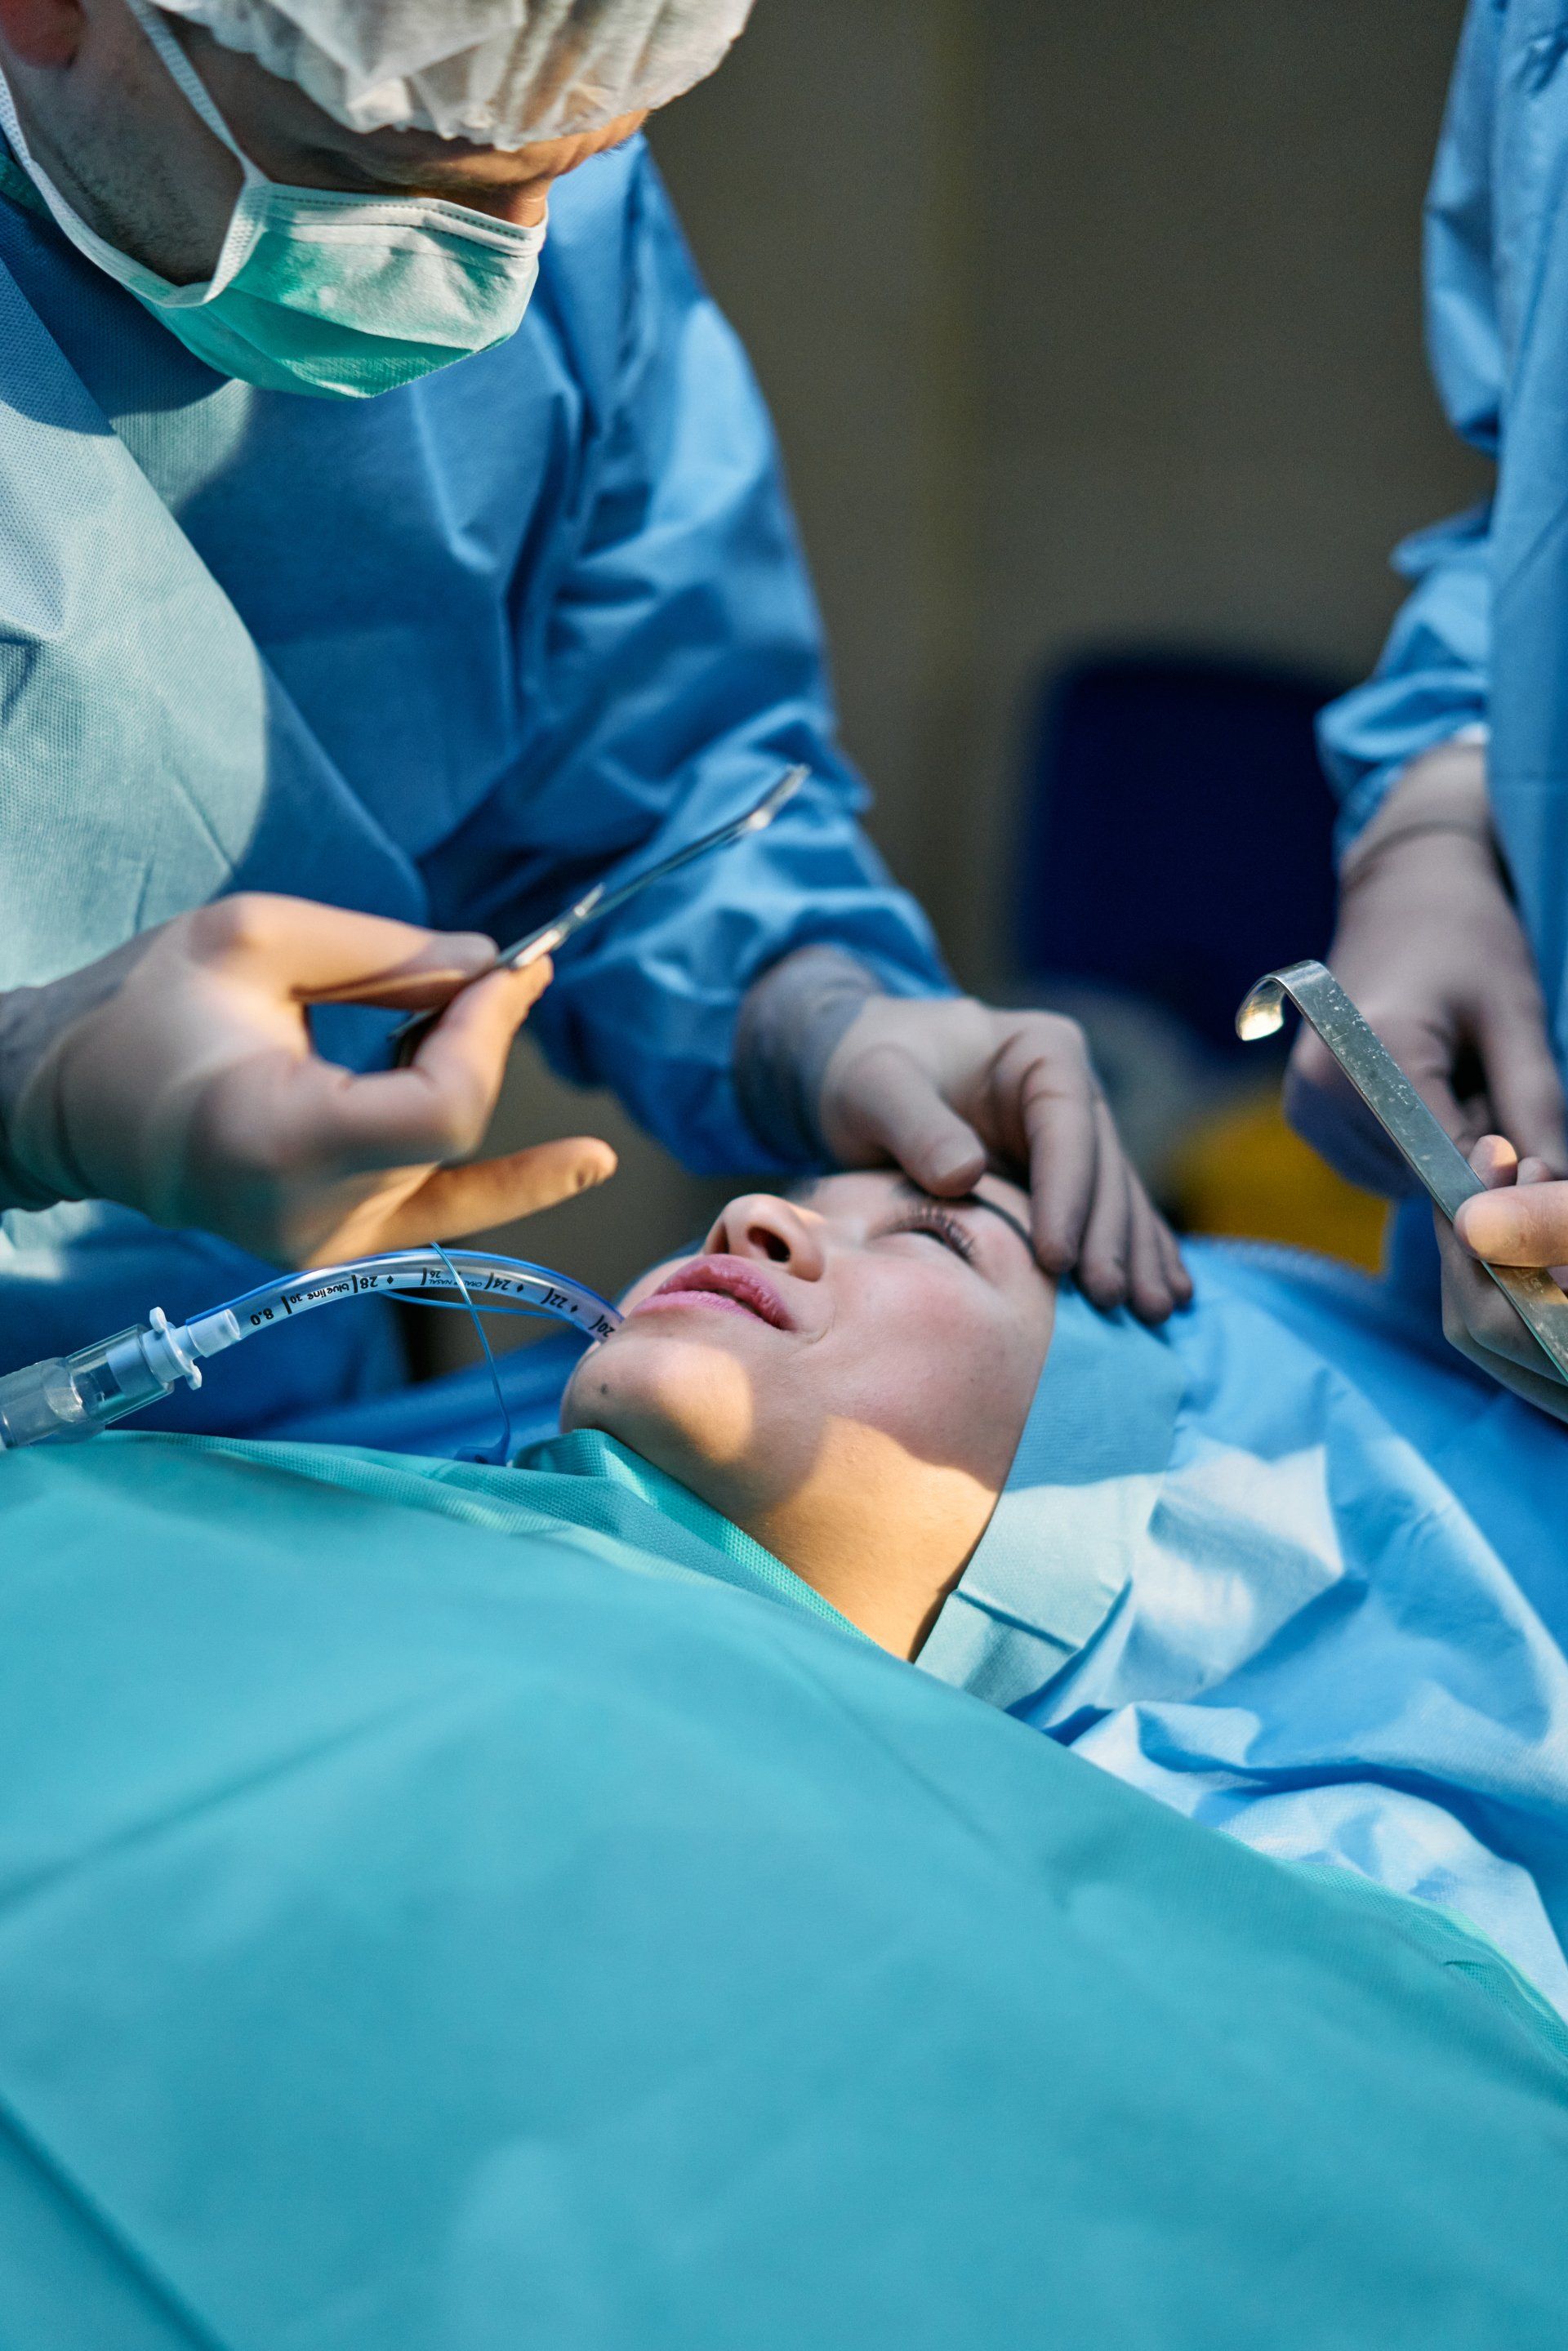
[1235,976,1288,1044]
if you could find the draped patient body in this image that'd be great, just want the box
[6,1187,1566,2349]
[559,1169,1568,2012]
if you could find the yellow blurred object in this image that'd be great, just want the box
[1170,1088,1390,1272]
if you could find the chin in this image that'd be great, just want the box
[562,1323,763,1469]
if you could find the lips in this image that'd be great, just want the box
[631,1255,795,1331]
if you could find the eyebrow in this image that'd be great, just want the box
[892,1179,1035,1260]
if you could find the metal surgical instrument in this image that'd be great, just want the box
[1236,958,1568,1383]
[390,764,808,1068]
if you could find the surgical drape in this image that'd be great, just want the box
[0,1424,1563,2346]
[920,1239,1568,2015]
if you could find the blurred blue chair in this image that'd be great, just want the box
[1015,652,1342,1057]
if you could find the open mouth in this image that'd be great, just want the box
[630,1257,795,1331]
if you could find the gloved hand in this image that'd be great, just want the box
[0,894,616,1268]
[734,946,1187,1320]
[1434,1135,1568,1423]
[816,994,1188,1320]
[1285,740,1567,1193]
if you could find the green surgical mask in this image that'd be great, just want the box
[0,0,546,400]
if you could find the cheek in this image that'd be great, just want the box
[880,1345,1014,1485]
[825,1272,1047,1488]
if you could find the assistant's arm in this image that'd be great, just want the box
[1288,2,1566,1192]
[1315,0,1499,849]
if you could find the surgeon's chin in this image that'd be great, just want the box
[562,1322,769,1486]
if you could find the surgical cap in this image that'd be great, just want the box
[150,0,756,148]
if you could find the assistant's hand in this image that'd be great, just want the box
[1435,1136,1568,1422]
[0,895,616,1267]
[1285,741,1566,1193]
[817,994,1190,1320]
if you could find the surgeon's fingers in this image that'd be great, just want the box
[1075,1109,1188,1323]
[1072,1098,1133,1311]
[207,954,552,1185]
[1009,1031,1100,1274]
[1455,1152,1568,1269]
[409,954,553,1083]
[1284,1055,1408,1194]
[838,1042,989,1195]
[1286,1016,1463,1196]
[264,960,554,1177]
[1438,1142,1525,1361]
[1434,1141,1568,1412]
[1129,1171,1191,1322]
[373,1138,620,1249]
[1440,1233,1549,1376]
[1437,1213,1568,1397]
[1474,985,1568,1177]
[189,893,500,1009]
[1161,1210,1192,1300]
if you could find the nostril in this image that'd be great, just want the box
[751,1227,791,1263]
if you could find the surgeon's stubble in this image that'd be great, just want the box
[1,0,243,278]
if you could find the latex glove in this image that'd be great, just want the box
[818,992,1190,1321]
[0,895,616,1268]
[1285,741,1567,1194]
[1434,1135,1568,1423]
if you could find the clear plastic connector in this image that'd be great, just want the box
[0,1308,203,1450]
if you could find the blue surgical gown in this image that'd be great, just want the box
[0,139,945,1431]
[919,1240,1568,2015]
[1320,0,1568,1069]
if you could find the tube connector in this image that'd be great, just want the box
[0,1308,205,1450]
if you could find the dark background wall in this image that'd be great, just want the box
[473,0,1489,1318]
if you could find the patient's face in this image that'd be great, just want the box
[562,1171,1055,1655]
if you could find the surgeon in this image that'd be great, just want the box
[0,0,1185,1437]
[1286,0,1568,1386]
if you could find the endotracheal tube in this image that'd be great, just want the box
[0,1249,621,1451]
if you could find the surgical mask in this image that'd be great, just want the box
[0,0,546,399]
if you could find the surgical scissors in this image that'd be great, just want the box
[390,764,808,1068]
[1236,958,1568,1383]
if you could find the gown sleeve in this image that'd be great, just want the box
[1316,0,1501,850]
[434,145,951,1173]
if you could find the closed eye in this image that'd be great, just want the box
[876,1207,978,1265]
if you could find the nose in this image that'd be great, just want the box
[703,1192,827,1282]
